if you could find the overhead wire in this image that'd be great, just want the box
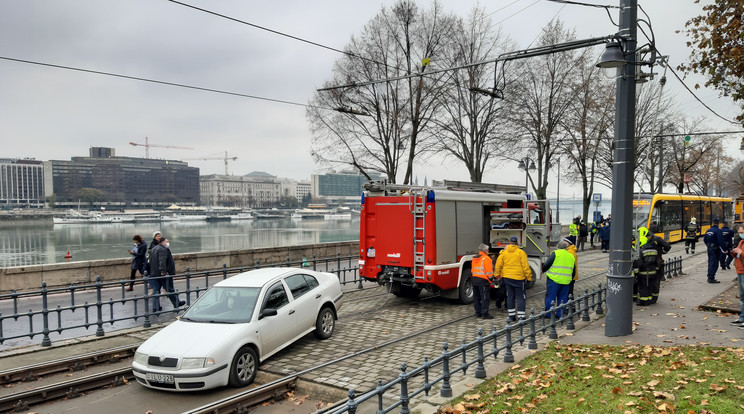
[0,56,334,110]
[165,0,393,70]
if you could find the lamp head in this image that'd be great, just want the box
[596,42,626,69]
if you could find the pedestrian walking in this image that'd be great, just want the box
[684,217,699,254]
[728,224,744,328]
[542,240,576,318]
[720,220,734,270]
[493,236,531,322]
[162,237,186,309]
[127,234,147,291]
[148,234,185,311]
[471,243,494,319]
[704,218,726,283]
[577,221,588,252]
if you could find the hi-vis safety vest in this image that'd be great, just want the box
[569,223,579,237]
[545,249,575,285]
[472,253,494,281]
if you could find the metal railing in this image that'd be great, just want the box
[324,284,608,414]
[0,254,360,347]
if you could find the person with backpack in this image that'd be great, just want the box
[704,218,726,283]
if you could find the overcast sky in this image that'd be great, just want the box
[1,0,738,198]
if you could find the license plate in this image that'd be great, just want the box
[146,373,174,384]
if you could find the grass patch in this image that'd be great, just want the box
[441,342,744,413]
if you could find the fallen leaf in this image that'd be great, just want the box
[463,394,480,401]
[647,380,660,387]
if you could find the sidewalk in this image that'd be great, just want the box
[409,253,743,414]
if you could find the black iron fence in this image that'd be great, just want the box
[324,284,608,414]
[0,254,360,347]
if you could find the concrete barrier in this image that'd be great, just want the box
[0,241,360,293]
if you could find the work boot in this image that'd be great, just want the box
[636,300,649,306]
[685,248,689,254]
[691,250,695,254]
[481,314,494,320]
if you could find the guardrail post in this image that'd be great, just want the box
[422,358,431,396]
[596,284,604,315]
[673,257,680,277]
[582,289,591,321]
[337,253,341,276]
[345,388,357,414]
[440,342,452,397]
[549,301,558,340]
[475,328,486,378]
[222,263,228,280]
[185,267,191,305]
[399,363,410,414]
[40,282,51,347]
[491,324,499,359]
[95,276,105,337]
[255,259,261,269]
[69,284,76,311]
[503,322,515,363]
[312,254,317,271]
[566,295,575,330]
[527,309,538,350]
[143,276,151,328]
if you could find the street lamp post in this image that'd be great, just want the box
[598,0,637,337]
[517,158,537,198]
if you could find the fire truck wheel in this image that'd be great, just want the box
[394,285,422,299]
[458,269,474,304]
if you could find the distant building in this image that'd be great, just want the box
[280,179,311,204]
[311,170,381,205]
[200,172,281,208]
[44,147,199,208]
[0,158,45,208]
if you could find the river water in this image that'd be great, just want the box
[0,218,360,268]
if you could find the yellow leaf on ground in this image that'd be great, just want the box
[463,394,480,401]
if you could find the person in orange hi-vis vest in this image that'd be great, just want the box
[472,243,495,319]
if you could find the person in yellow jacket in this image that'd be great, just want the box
[562,238,579,302]
[542,240,577,318]
[471,243,495,319]
[493,236,532,322]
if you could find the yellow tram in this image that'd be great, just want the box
[632,193,733,242]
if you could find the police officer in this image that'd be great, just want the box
[704,218,726,283]
[720,220,735,270]
[684,217,699,254]
[471,243,494,319]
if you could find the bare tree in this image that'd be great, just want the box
[558,53,615,222]
[662,118,723,193]
[306,0,458,184]
[509,20,587,199]
[431,7,516,182]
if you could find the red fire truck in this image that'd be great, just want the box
[359,181,552,304]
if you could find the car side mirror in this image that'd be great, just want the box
[259,308,278,319]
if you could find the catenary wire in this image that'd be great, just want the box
[165,0,393,70]
[0,55,336,110]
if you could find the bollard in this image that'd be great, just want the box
[143,276,151,328]
[582,289,591,322]
[527,309,538,350]
[503,322,515,363]
[376,379,385,410]
[95,276,105,337]
[69,284,77,311]
[440,342,452,397]
[222,263,228,280]
[566,295,575,330]
[40,282,51,347]
[185,267,192,306]
[549,301,558,340]
[399,363,410,414]
[475,328,486,378]
[313,253,317,271]
[596,284,604,315]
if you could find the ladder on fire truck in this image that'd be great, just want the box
[411,189,426,281]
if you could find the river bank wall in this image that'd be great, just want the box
[0,241,359,293]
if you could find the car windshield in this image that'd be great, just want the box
[182,286,260,323]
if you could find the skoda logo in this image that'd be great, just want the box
[159,356,166,362]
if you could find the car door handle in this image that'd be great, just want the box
[289,309,295,315]
[316,294,321,299]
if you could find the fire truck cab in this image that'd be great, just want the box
[359,181,551,304]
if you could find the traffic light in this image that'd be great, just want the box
[684,135,691,146]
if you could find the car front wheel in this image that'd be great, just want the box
[313,307,335,339]
[228,346,258,388]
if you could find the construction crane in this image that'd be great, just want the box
[129,137,194,159]
[183,151,238,175]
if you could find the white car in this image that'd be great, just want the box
[132,267,343,391]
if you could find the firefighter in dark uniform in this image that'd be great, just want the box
[684,217,699,254]
[634,227,670,305]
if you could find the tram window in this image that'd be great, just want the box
[683,200,696,223]
[723,202,733,222]
[661,200,682,231]
[712,202,723,221]
[649,205,662,232]
[703,202,712,224]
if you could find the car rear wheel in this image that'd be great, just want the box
[313,307,335,339]
[228,346,258,388]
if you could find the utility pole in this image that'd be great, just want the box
[605,0,637,337]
